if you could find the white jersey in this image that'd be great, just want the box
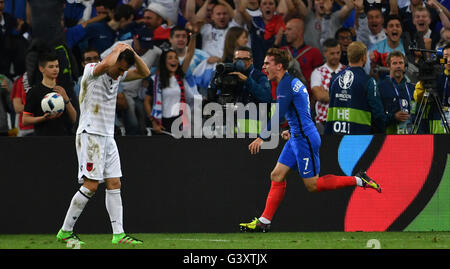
[77,63,127,136]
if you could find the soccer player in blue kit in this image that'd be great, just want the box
[239,48,382,232]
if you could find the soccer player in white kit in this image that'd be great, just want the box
[56,43,150,245]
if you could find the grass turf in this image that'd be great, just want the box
[1,232,449,249]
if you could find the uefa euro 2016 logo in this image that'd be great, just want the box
[339,70,354,90]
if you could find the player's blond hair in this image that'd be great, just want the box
[347,41,367,64]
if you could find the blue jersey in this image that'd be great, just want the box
[260,72,321,178]
[260,72,318,139]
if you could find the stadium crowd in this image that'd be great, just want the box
[1,0,450,137]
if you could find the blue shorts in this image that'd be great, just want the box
[277,131,321,178]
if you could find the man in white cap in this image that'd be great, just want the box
[147,0,181,26]
[143,2,173,49]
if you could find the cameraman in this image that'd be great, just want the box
[208,46,273,134]
[413,43,450,134]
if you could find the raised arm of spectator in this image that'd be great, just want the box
[278,0,301,21]
[185,0,198,23]
[181,25,199,74]
[189,0,209,25]
[337,0,355,22]
[235,0,253,29]
[79,13,107,28]
[291,0,309,19]
[427,0,450,29]
[354,0,371,48]
[389,0,398,15]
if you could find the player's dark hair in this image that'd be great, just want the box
[266,48,290,70]
[117,49,135,66]
[38,51,58,68]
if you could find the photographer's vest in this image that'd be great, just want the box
[326,67,373,134]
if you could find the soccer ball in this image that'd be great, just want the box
[41,92,65,114]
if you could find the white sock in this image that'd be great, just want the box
[258,217,271,224]
[355,176,363,187]
[105,189,124,234]
[61,186,94,232]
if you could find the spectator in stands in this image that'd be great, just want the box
[369,15,405,80]
[281,17,323,90]
[10,73,34,136]
[408,4,450,64]
[101,27,162,135]
[64,12,108,49]
[355,6,386,50]
[326,41,386,134]
[185,0,215,25]
[82,4,135,54]
[74,48,102,97]
[141,3,173,50]
[149,27,202,134]
[0,0,28,79]
[150,0,182,26]
[335,27,353,66]
[398,0,441,42]
[170,25,209,77]
[235,0,292,69]
[193,0,243,58]
[296,0,354,52]
[23,52,77,136]
[378,51,416,134]
[310,38,346,134]
[435,27,450,49]
[0,73,12,136]
[222,26,249,63]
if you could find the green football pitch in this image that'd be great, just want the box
[1,232,449,249]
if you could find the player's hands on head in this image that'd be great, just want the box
[115,42,133,53]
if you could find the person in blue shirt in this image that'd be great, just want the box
[81,3,135,54]
[239,48,382,232]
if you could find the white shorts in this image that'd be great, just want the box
[76,133,122,184]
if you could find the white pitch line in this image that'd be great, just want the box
[163,238,231,242]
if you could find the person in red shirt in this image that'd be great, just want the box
[281,17,323,91]
[10,74,34,136]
